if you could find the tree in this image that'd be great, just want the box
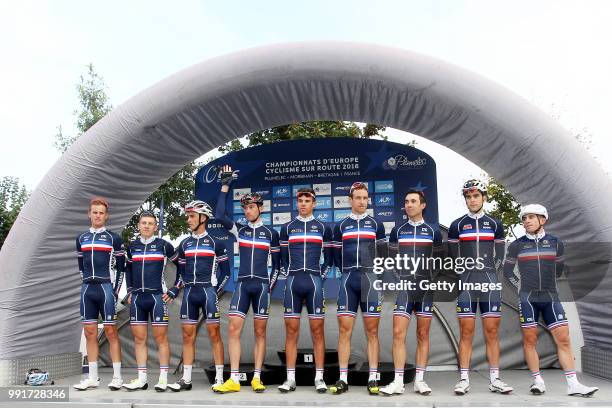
[219,121,388,153]
[0,177,29,249]
[121,162,199,242]
[53,64,198,241]
[485,176,521,239]
[54,63,113,152]
[484,107,598,240]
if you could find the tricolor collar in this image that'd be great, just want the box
[191,230,209,239]
[408,218,424,227]
[297,215,315,222]
[139,236,156,244]
[467,210,485,220]
[526,229,546,241]
[89,227,106,233]
[349,212,368,221]
[249,220,264,229]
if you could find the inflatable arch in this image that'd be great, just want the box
[1,42,610,380]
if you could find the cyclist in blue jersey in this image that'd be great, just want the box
[73,197,126,391]
[380,190,442,396]
[213,165,281,394]
[277,187,333,394]
[122,212,177,392]
[448,180,512,395]
[503,204,598,397]
[329,182,387,395]
[165,200,231,392]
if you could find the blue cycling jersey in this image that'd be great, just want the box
[167,231,230,298]
[332,213,386,274]
[76,227,125,295]
[126,236,177,294]
[280,215,333,276]
[503,229,565,293]
[216,191,281,286]
[447,211,505,272]
[389,219,442,279]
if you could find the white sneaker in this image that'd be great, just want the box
[530,381,546,395]
[567,381,599,397]
[123,378,148,391]
[414,380,432,395]
[380,380,405,396]
[108,377,123,391]
[211,378,223,390]
[489,378,513,394]
[155,379,168,392]
[278,379,297,393]
[73,377,100,390]
[314,379,327,393]
[454,379,470,395]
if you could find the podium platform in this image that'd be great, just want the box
[4,368,610,407]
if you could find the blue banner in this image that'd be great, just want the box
[195,138,438,297]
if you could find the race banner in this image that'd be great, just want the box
[195,137,438,296]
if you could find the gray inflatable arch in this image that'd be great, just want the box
[1,42,611,373]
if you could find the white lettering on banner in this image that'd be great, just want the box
[264,157,360,176]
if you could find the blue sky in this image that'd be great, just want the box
[1,0,611,224]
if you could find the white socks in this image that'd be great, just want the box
[531,370,544,384]
[394,368,404,383]
[159,366,168,383]
[460,368,469,382]
[416,366,426,382]
[215,365,224,382]
[112,362,122,379]
[286,367,296,382]
[137,366,147,383]
[183,365,192,383]
[88,361,98,380]
[315,368,324,381]
[565,370,578,386]
[339,367,348,382]
[489,367,499,382]
[368,367,378,382]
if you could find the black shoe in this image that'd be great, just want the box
[367,380,380,395]
[167,378,192,392]
[329,380,348,395]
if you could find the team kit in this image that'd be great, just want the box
[73,165,598,398]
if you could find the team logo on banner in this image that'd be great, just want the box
[375,194,394,207]
[383,155,428,170]
[314,210,332,222]
[233,187,252,200]
[273,212,291,225]
[313,183,332,195]
[273,186,291,198]
[374,180,394,193]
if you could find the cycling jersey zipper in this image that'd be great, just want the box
[476,218,480,261]
[356,220,360,268]
[412,225,417,278]
[142,243,147,291]
[91,232,96,279]
[251,227,255,279]
[193,238,199,285]
[536,238,541,290]
[303,220,307,271]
